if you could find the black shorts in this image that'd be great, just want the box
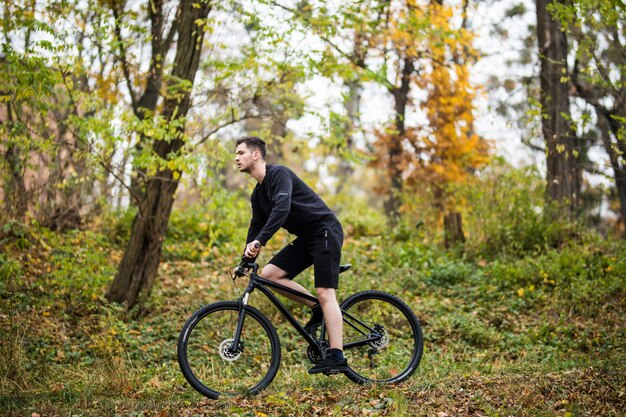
[268,222,344,289]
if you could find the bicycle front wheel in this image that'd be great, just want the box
[177,301,281,399]
[340,290,423,384]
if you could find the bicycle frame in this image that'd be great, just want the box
[230,263,384,359]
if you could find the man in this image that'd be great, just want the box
[234,135,348,375]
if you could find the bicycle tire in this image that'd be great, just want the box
[340,290,423,384]
[177,301,281,399]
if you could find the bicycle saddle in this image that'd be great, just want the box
[339,264,352,274]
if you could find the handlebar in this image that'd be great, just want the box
[234,242,261,278]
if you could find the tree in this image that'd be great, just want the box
[280,0,488,224]
[405,0,489,240]
[105,0,312,308]
[0,0,118,229]
[354,0,488,227]
[536,0,582,214]
[106,0,212,308]
[551,0,626,236]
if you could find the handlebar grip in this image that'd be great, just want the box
[234,242,261,278]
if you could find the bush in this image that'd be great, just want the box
[427,260,475,287]
[163,188,249,261]
[331,194,388,239]
[95,188,251,262]
[482,237,625,307]
[96,207,137,245]
[458,162,582,259]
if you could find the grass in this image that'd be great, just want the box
[1,224,625,416]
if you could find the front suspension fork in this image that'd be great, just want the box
[229,292,252,353]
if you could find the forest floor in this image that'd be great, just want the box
[1,226,625,416]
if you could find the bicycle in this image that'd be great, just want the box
[177,258,424,399]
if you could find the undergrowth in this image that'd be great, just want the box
[0,212,625,416]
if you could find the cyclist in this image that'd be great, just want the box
[234,135,348,375]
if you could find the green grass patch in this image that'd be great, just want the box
[1,220,624,416]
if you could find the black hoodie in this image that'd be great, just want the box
[246,164,338,246]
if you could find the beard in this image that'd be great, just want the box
[238,164,252,173]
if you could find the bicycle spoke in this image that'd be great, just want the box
[178,302,280,398]
[341,291,423,384]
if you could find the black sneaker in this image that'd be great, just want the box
[308,356,349,375]
[304,305,323,333]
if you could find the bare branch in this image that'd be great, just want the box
[194,111,274,146]
[111,4,138,110]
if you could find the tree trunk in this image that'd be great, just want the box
[106,172,180,307]
[597,110,626,237]
[335,78,360,194]
[3,143,28,220]
[106,0,212,309]
[385,57,415,221]
[572,48,626,237]
[444,212,465,248]
[337,33,366,193]
[112,0,178,202]
[3,102,28,219]
[536,0,581,214]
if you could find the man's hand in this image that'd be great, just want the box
[245,240,262,258]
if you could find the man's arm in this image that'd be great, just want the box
[246,204,265,245]
[254,168,293,246]
[244,191,266,258]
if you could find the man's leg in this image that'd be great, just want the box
[308,286,348,375]
[307,223,348,374]
[316,287,343,349]
[261,264,316,307]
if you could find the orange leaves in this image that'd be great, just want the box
[367,1,489,214]
[408,3,488,210]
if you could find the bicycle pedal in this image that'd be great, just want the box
[323,369,343,376]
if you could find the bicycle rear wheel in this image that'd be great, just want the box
[177,301,281,399]
[340,290,423,384]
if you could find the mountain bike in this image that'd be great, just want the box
[177,258,424,399]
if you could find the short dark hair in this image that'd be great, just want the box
[236,136,267,159]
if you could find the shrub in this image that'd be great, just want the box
[96,207,137,245]
[482,237,625,308]
[427,260,475,287]
[458,161,582,259]
[331,195,388,239]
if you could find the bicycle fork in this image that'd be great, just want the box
[229,286,255,355]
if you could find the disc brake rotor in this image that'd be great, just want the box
[218,339,241,361]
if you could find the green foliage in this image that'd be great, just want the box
[458,161,580,258]
[44,229,116,312]
[484,238,625,305]
[452,313,502,348]
[427,260,475,288]
[163,187,250,261]
[332,195,388,239]
[1,218,625,415]
[1,8,122,226]
[96,207,138,245]
[1,223,117,314]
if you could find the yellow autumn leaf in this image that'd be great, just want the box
[167,160,178,171]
